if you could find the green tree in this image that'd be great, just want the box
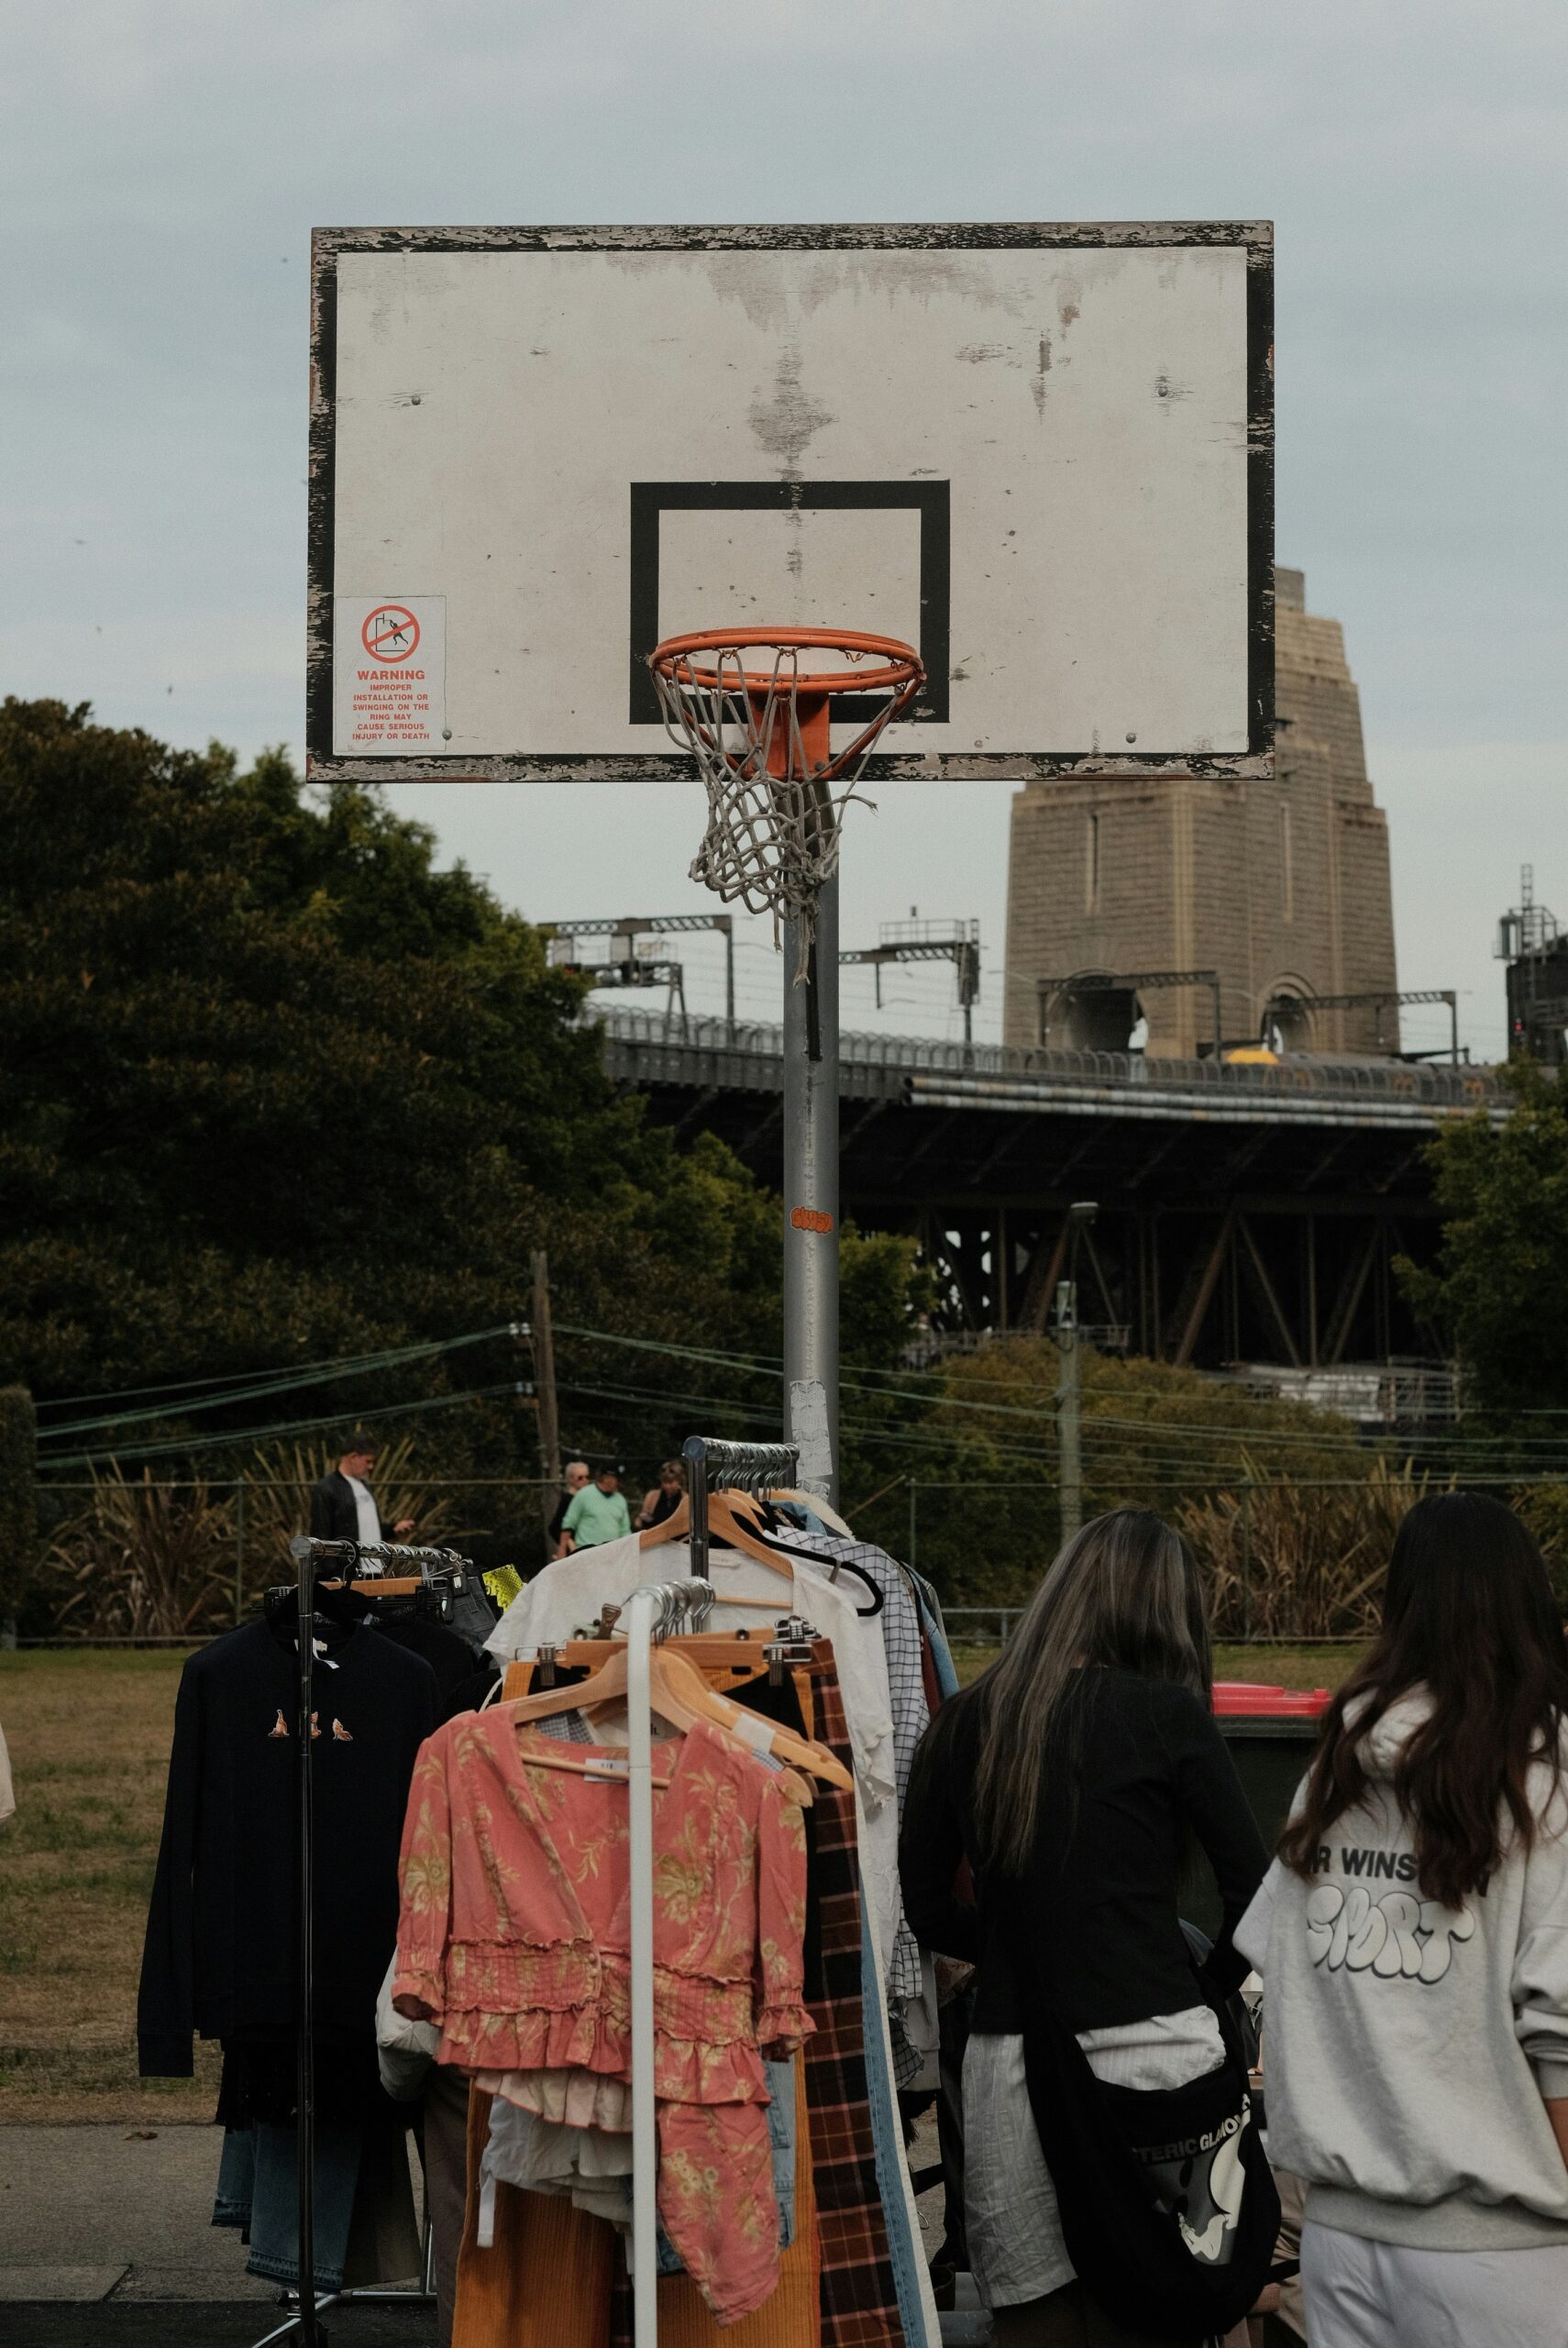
[1397,1065,1568,1423]
[0,701,925,1490]
[851,1338,1369,1604]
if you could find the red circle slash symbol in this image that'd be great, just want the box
[361,604,421,662]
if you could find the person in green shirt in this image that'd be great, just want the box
[559,1464,632,1553]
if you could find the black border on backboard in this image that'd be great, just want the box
[307,221,1274,784]
[626,482,951,726]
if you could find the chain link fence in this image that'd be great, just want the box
[17,1460,1568,1646]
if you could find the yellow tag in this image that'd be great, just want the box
[482,1566,525,1608]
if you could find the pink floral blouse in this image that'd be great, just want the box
[393,1711,813,2102]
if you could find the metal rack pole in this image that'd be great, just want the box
[681,1436,801,1561]
[295,1532,323,2348]
[684,1436,710,1582]
[250,1534,462,2348]
[627,1456,795,2348]
[622,1575,715,2348]
[624,1582,660,2348]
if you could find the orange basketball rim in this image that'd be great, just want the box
[648,626,923,782]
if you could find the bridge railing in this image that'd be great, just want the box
[591,1005,1499,1109]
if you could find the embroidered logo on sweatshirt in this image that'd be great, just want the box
[1304,1853,1475,1983]
[267,1711,353,1744]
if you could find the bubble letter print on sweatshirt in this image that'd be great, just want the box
[1304,1881,1475,1982]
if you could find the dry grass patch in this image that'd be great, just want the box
[0,1648,221,2121]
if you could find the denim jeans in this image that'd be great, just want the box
[861,1894,942,2344]
[910,1576,961,1702]
[648,2054,797,2275]
[214,2118,363,2291]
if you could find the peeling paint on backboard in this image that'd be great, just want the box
[306,222,1274,785]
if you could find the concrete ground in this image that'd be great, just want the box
[1,2117,984,2346]
[0,2125,436,2346]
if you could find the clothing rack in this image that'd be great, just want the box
[292,1533,478,1595]
[681,1435,801,1584]
[248,1533,458,2348]
[619,1442,803,2348]
[621,1573,718,2348]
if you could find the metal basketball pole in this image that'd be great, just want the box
[781,873,839,1507]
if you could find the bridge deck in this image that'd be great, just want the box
[597,1010,1501,1371]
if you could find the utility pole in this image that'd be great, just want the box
[530,1249,561,1534]
[1055,1277,1081,1544]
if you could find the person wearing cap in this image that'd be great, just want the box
[558,1463,631,1555]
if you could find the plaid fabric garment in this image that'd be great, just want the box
[771,1533,930,2012]
[797,1649,907,2348]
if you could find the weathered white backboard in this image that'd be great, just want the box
[308,224,1273,782]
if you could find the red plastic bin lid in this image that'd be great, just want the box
[1212,1679,1331,1719]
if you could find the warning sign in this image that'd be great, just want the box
[361,604,421,662]
[334,596,447,753]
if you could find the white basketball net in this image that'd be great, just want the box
[650,642,913,965]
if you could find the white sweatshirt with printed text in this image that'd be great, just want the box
[1237,1692,1568,2250]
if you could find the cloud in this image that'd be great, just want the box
[2,0,1564,1061]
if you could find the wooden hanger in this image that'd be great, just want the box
[503,1641,851,1792]
[515,1738,812,1808]
[502,1639,794,1702]
[639,1489,795,1582]
[556,1634,804,1679]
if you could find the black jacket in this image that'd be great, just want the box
[900,1666,1267,2036]
[137,1612,437,2076]
[310,1468,378,1545]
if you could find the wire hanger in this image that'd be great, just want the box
[724,1496,885,1616]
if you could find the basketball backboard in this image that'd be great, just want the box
[308,223,1272,784]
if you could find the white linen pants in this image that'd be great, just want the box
[1300,2219,1568,2348]
[964,2009,1227,2309]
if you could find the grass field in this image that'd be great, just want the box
[951,1641,1364,1692]
[0,1647,221,2123]
[0,1638,1364,2123]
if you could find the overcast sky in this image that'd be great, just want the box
[6,0,1564,1057]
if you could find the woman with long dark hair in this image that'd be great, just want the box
[1238,1490,1568,2344]
[900,1509,1270,2345]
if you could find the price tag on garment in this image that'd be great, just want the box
[723,1709,778,1761]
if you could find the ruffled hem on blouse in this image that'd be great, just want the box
[436,2000,785,2104]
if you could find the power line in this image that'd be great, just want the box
[37,1326,519,1443]
[33,1312,1568,1470]
[43,1379,533,1470]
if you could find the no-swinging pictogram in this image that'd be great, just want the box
[361,604,421,662]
